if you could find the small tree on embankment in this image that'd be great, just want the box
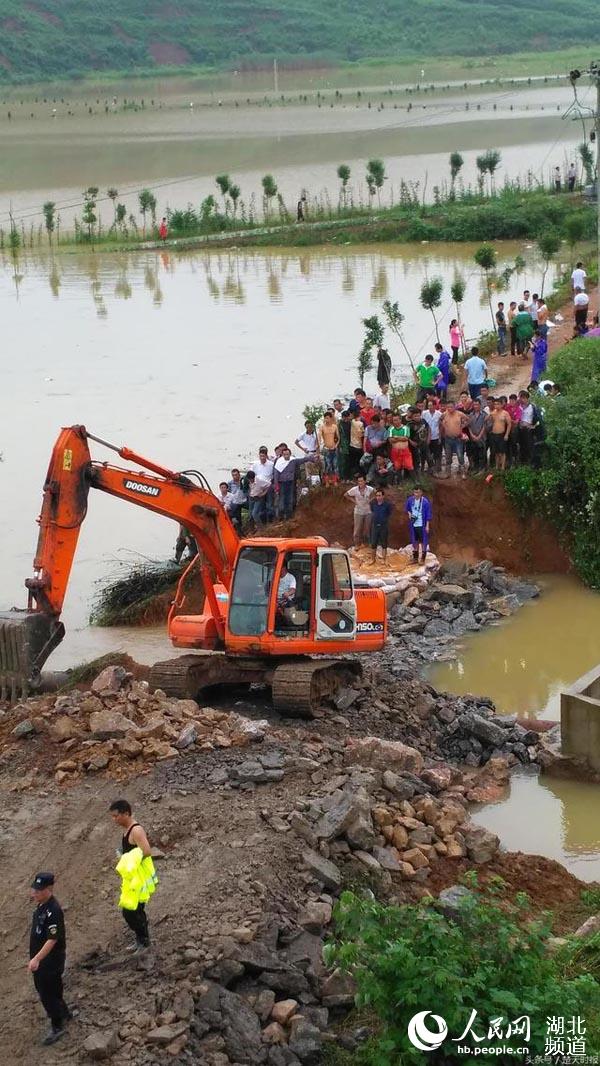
[505,337,600,587]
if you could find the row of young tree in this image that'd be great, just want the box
[7,138,594,249]
[355,228,585,386]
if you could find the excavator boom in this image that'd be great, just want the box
[0,425,240,695]
[2,425,387,715]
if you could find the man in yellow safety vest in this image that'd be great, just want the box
[109,799,157,953]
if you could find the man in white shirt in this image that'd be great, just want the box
[422,398,443,472]
[571,262,587,291]
[574,287,589,331]
[295,421,319,457]
[568,163,577,192]
[344,475,374,546]
[250,446,274,525]
[277,564,296,607]
[373,383,391,412]
[218,482,235,511]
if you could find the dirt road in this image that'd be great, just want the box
[0,745,311,1064]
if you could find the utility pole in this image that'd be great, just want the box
[591,61,600,294]
[273,58,278,95]
[570,63,600,299]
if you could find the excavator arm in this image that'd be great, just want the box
[0,425,240,697]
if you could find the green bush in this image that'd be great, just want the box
[504,337,600,586]
[325,883,600,1064]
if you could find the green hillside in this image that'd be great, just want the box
[0,0,599,81]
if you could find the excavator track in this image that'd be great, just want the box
[149,653,362,719]
[148,652,268,700]
[271,659,362,718]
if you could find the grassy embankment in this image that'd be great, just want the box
[29,188,596,257]
[1,46,594,95]
[505,336,600,589]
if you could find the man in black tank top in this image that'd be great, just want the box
[109,799,152,951]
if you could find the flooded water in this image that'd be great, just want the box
[429,576,600,881]
[472,772,600,883]
[0,239,558,668]
[429,576,600,722]
[0,78,584,232]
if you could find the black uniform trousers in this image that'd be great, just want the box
[34,963,68,1029]
[122,902,150,946]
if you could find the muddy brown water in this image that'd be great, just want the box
[1,239,556,664]
[0,79,582,232]
[430,576,600,881]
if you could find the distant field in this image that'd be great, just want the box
[0,47,593,101]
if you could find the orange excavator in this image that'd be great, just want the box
[0,426,387,715]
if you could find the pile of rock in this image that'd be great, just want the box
[434,703,542,767]
[83,911,346,1064]
[5,665,268,784]
[386,561,539,673]
[83,758,500,1065]
[290,738,500,889]
[326,669,545,771]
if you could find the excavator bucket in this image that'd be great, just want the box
[0,611,64,702]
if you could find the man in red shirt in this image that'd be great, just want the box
[505,393,523,467]
[359,397,376,426]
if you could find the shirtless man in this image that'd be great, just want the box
[440,402,468,478]
[109,800,152,951]
[487,398,511,471]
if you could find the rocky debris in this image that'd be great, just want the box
[91,664,131,693]
[343,736,424,774]
[301,850,342,891]
[4,670,273,784]
[82,1028,120,1059]
[289,764,499,889]
[573,914,600,939]
[436,884,476,920]
[11,719,35,738]
[387,565,539,677]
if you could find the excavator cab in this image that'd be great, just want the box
[226,539,357,654]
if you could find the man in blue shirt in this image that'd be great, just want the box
[404,485,433,563]
[370,489,394,563]
[463,345,488,401]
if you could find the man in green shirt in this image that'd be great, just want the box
[414,354,441,401]
[513,303,534,357]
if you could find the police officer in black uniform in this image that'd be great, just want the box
[28,872,70,1045]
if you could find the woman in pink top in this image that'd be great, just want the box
[449,319,463,365]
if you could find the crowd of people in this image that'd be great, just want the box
[210,371,552,536]
[177,265,595,563]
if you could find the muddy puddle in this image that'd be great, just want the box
[472,771,600,883]
[430,576,600,881]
